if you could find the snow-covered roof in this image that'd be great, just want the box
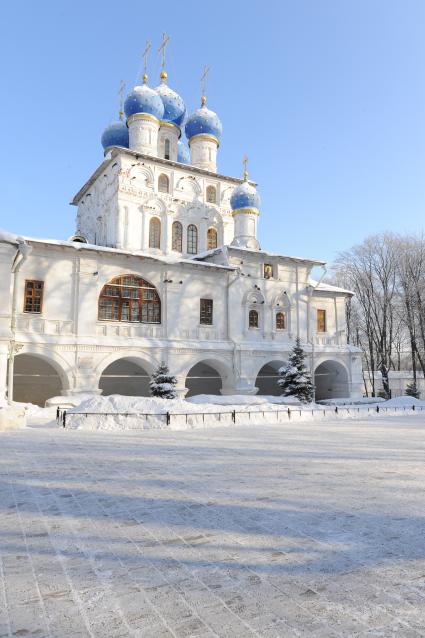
[0,229,25,245]
[309,280,354,296]
[195,245,326,266]
[0,232,236,272]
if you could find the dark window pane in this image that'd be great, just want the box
[24,280,44,313]
[276,312,286,330]
[249,309,258,328]
[200,299,213,325]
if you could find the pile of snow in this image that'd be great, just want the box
[66,394,307,431]
[317,397,386,406]
[11,401,55,418]
[383,396,425,408]
[186,394,301,406]
[0,229,23,245]
[45,394,97,409]
[0,404,27,431]
[61,392,425,432]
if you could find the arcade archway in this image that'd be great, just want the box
[12,354,64,406]
[255,360,286,396]
[314,360,349,401]
[185,361,223,397]
[99,358,152,396]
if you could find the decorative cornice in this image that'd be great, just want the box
[160,121,181,136]
[127,112,160,126]
[188,133,220,148]
[231,206,260,217]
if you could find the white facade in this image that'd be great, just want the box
[0,72,363,406]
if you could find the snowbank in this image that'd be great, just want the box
[383,396,425,408]
[66,394,307,431]
[317,397,386,406]
[45,394,98,409]
[59,393,425,432]
[0,405,27,431]
[186,394,301,406]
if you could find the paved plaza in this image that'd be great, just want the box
[1,416,425,637]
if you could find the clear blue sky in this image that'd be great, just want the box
[1,0,424,262]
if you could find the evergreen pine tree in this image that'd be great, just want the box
[405,381,420,399]
[278,338,315,403]
[150,362,177,399]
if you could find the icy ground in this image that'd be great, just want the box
[1,417,425,637]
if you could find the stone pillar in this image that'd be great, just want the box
[174,377,188,399]
[221,380,259,396]
[67,355,102,397]
[0,342,8,402]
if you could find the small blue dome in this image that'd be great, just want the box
[230,180,261,211]
[101,121,129,151]
[177,140,190,164]
[185,100,222,142]
[155,78,186,127]
[124,83,164,120]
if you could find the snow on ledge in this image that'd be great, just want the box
[0,229,25,245]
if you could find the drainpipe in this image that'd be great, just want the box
[295,265,300,339]
[226,269,242,389]
[7,240,33,403]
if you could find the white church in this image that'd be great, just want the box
[0,51,363,406]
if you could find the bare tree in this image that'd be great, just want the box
[394,234,425,379]
[334,234,399,398]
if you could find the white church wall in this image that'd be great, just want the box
[0,238,360,402]
[0,244,15,339]
[75,150,238,257]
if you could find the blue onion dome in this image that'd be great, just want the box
[155,71,186,127]
[185,96,223,143]
[124,75,164,120]
[177,140,190,164]
[230,174,261,211]
[101,120,129,152]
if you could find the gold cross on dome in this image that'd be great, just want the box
[118,80,125,120]
[158,33,170,71]
[200,65,210,102]
[142,40,152,81]
[243,154,248,180]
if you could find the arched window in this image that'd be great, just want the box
[206,185,216,203]
[276,311,286,330]
[249,309,259,329]
[158,173,169,193]
[187,224,198,254]
[149,218,161,249]
[164,139,170,160]
[172,221,183,252]
[207,227,218,250]
[98,275,161,324]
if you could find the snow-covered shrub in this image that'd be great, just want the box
[278,338,314,403]
[150,362,177,399]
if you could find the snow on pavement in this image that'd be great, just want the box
[1,416,425,636]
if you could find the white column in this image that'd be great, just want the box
[189,135,218,172]
[128,114,160,156]
[166,216,173,254]
[231,209,260,250]
[0,343,8,402]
